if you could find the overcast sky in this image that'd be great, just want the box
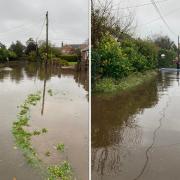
[0,0,88,47]
[111,0,180,44]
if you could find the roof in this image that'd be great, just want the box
[81,47,89,52]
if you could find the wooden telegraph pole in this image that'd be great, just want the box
[41,11,48,115]
[177,36,180,69]
[46,11,48,66]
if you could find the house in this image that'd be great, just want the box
[81,46,89,65]
[80,46,89,71]
[61,45,76,55]
[60,43,88,55]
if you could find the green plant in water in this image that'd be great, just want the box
[33,130,41,136]
[56,143,65,152]
[12,91,42,167]
[12,91,72,179]
[48,89,53,96]
[42,128,48,133]
[48,161,72,180]
[45,151,51,157]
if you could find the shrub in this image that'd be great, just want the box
[0,48,9,62]
[93,34,133,79]
[28,51,37,61]
[60,54,78,62]
[8,51,17,60]
[158,49,176,68]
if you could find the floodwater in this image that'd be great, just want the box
[92,71,180,180]
[0,61,88,180]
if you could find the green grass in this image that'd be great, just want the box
[94,70,158,94]
[48,161,72,180]
[68,62,77,66]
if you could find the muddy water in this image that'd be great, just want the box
[0,61,88,180]
[92,71,180,180]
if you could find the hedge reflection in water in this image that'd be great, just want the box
[92,72,173,177]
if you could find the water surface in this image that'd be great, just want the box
[92,71,180,180]
[0,61,88,180]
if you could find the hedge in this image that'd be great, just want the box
[60,54,78,62]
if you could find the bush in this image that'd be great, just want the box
[28,51,37,61]
[60,54,78,62]
[59,59,69,66]
[135,39,158,69]
[121,39,158,72]
[93,34,134,79]
[92,34,159,89]
[158,49,176,68]
[8,51,17,60]
[51,58,69,66]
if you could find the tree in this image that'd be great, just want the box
[25,38,37,55]
[153,35,177,67]
[91,0,135,47]
[153,35,177,51]
[9,41,25,57]
[0,44,17,62]
[0,42,6,49]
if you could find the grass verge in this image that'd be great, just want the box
[94,70,158,94]
[68,62,77,66]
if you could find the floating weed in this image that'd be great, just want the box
[33,130,41,136]
[48,89,53,96]
[12,91,42,167]
[48,161,72,180]
[42,128,48,133]
[45,151,51,157]
[56,143,65,152]
[12,91,72,180]
[26,92,41,106]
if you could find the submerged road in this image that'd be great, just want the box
[92,70,180,180]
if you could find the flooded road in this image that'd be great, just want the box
[92,71,180,180]
[0,61,88,180]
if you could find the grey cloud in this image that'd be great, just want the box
[0,0,88,47]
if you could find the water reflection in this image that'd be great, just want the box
[0,61,88,180]
[0,62,88,91]
[41,64,48,115]
[92,71,180,179]
[92,79,159,177]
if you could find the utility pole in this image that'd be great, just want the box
[41,11,48,115]
[46,11,48,66]
[177,36,180,69]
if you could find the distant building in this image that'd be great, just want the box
[61,45,76,54]
[61,43,88,55]
[81,46,89,67]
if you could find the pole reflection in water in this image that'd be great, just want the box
[176,71,179,86]
[41,63,47,115]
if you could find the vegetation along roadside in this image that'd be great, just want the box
[91,0,177,94]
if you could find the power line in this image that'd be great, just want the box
[150,0,177,36]
[36,17,46,41]
[112,0,168,11]
[139,6,180,27]
[0,15,45,38]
